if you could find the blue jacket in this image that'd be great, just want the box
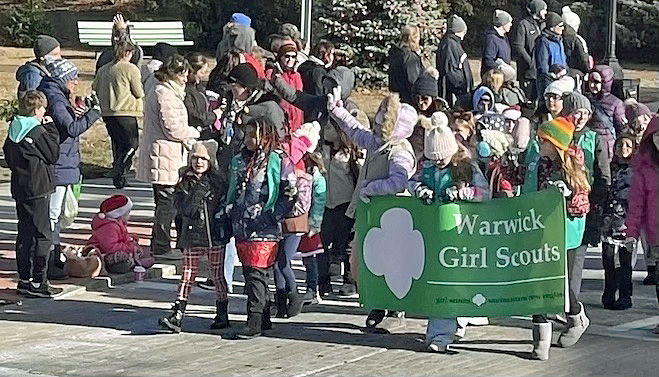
[37,77,101,186]
[481,28,512,76]
[534,29,567,75]
[15,61,49,98]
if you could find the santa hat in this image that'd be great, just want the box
[99,194,133,219]
[502,106,522,121]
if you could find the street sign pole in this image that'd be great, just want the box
[301,0,313,51]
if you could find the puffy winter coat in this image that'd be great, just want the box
[38,77,102,186]
[534,29,567,76]
[481,28,512,76]
[436,33,474,100]
[511,16,544,80]
[587,65,627,136]
[625,116,659,244]
[86,215,138,255]
[15,60,50,98]
[388,46,423,105]
[137,81,200,186]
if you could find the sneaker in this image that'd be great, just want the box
[24,282,63,298]
[302,290,319,305]
[155,250,183,261]
[16,280,31,295]
[427,343,458,354]
[338,283,357,297]
[197,278,215,291]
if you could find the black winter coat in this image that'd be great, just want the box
[436,33,474,101]
[184,82,217,140]
[481,28,512,76]
[563,25,590,76]
[388,46,423,105]
[298,58,329,96]
[511,16,544,80]
[3,121,60,201]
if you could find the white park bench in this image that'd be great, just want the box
[77,21,194,48]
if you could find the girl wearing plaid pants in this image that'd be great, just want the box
[159,141,232,333]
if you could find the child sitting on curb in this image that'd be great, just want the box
[87,194,154,274]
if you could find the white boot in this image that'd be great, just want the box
[558,302,590,347]
[531,322,552,361]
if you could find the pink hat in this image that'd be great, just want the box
[502,106,522,121]
[99,194,133,219]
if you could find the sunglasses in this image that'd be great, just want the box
[283,54,297,59]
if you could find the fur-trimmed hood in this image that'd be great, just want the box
[374,93,418,146]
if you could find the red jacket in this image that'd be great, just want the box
[86,215,138,255]
[245,54,266,79]
[266,69,305,133]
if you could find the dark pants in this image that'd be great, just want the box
[303,256,318,291]
[104,116,139,178]
[151,184,176,255]
[274,234,301,292]
[243,266,271,315]
[15,196,52,283]
[320,204,355,285]
[520,79,537,102]
[602,243,633,305]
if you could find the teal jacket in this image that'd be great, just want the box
[308,169,327,231]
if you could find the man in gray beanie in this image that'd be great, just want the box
[436,15,474,106]
[481,10,513,76]
[512,0,547,101]
[15,35,62,98]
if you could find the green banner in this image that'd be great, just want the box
[356,189,568,317]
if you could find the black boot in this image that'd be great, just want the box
[286,291,304,318]
[210,300,230,329]
[159,300,186,333]
[262,301,273,331]
[365,309,386,328]
[275,291,287,318]
[643,266,657,285]
[47,247,68,281]
[237,313,262,339]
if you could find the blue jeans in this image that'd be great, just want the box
[303,256,318,291]
[274,234,302,292]
[426,318,458,346]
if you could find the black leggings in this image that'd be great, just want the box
[104,116,138,178]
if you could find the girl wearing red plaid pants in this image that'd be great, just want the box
[159,140,232,333]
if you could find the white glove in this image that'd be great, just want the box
[415,186,434,204]
[549,180,572,197]
[458,187,475,201]
[327,85,343,111]
[359,189,371,203]
[446,186,459,201]
[308,228,320,237]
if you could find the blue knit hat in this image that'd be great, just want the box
[46,58,79,84]
[231,13,251,27]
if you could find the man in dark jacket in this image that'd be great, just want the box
[3,90,62,297]
[15,35,62,99]
[481,10,513,77]
[37,58,102,279]
[511,0,547,101]
[298,41,335,96]
[436,15,474,106]
[534,12,567,100]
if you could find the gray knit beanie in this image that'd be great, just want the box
[448,15,468,34]
[561,92,592,116]
[493,10,513,27]
[527,0,547,17]
[34,35,60,59]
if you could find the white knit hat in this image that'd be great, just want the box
[293,121,321,153]
[544,76,576,97]
[562,6,581,32]
[423,112,458,161]
[480,130,511,158]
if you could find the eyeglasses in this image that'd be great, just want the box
[283,54,297,60]
[545,94,563,101]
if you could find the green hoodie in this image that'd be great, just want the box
[8,115,41,143]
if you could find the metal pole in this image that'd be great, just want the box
[602,0,624,78]
[301,0,312,51]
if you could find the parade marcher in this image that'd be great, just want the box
[481,10,513,76]
[16,35,61,98]
[389,25,424,105]
[226,118,297,339]
[327,88,418,329]
[3,90,61,297]
[523,117,592,359]
[561,6,591,82]
[38,58,102,280]
[93,41,144,189]
[436,15,474,107]
[601,133,637,310]
[137,55,200,260]
[183,53,223,140]
[511,0,546,101]
[625,116,659,333]
[534,12,567,100]
[409,112,490,353]
[159,141,231,333]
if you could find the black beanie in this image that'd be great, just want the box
[153,43,178,63]
[545,12,563,29]
[413,68,439,97]
[229,63,260,89]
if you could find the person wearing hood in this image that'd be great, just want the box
[141,43,178,95]
[95,14,144,73]
[16,35,62,99]
[215,17,265,79]
[137,55,201,260]
[265,44,305,133]
[481,10,513,77]
[534,12,567,100]
[3,90,62,298]
[297,41,335,96]
[587,65,627,138]
[625,116,659,334]
[388,25,424,105]
[561,6,590,79]
[327,89,418,329]
[624,98,654,145]
[436,15,474,106]
[38,58,102,281]
[511,0,547,101]
[472,86,496,115]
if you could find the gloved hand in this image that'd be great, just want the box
[327,85,343,111]
[446,186,459,201]
[359,188,371,203]
[458,187,475,201]
[85,92,101,112]
[415,185,434,205]
[624,236,638,253]
[549,180,572,197]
